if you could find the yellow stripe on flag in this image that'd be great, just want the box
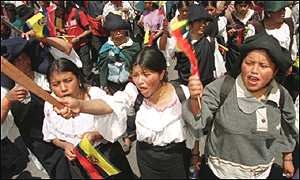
[170,20,187,31]
[26,12,46,38]
[144,30,150,45]
[79,137,120,176]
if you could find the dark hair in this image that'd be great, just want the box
[177,1,192,10]
[133,47,168,82]
[200,1,217,8]
[47,58,88,92]
[4,3,16,14]
[234,1,251,6]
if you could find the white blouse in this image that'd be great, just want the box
[246,22,298,61]
[1,87,14,140]
[42,86,127,146]
[113,82,195,148]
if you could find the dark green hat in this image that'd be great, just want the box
[240,32,292,73]
[263,1,289,12]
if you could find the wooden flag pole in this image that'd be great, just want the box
[1,16,24,35]
[1,56,64,109]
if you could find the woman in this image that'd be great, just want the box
[183,32,298,179]
[54,48,195,179]
[43,58,134,179]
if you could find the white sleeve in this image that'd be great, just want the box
[1,87,14,140]
[295,95,299,132]
[180,84,190,100]
[49,47,82,68]
[42,102,56,142]
[92,84,138,142]
[217,16,228,44]
[291,34,298,61]
[244,24,256,40]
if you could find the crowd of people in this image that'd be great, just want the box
[1,1,299,179]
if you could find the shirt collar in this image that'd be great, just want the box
[236,75,280,113]
[233,9,254,25]
[107,37,133,49]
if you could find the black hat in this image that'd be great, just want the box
[188,4,213,23]
[1,37,51,89]
[103,13,131,32]
[240,32,292,73]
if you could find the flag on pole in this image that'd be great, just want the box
[75,136,121,179]
[26,12,47,38]
[171,20,199,76]
[46,4,57,37]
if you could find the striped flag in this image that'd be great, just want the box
[75,137,120,179]
[171,20,199,76]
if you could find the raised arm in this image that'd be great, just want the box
[53,96,113,119]
[188,74,203,116]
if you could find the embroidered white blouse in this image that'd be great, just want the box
[112,82,195,148]
[42,86,127,145]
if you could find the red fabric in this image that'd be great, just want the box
[87,15,108,37]
[74,148,104,179]
[65,8,89,36]
[172,29,199,76]
[46,4,56,37]
[65,8,90,48]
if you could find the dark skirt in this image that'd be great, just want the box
[1,137,29,178]
[136,141,190,179]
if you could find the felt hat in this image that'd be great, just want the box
[240,32,292,73]
[1,37,50,89]
[103,13,131,32]
[188,4,213,23]
[263,1,289,12]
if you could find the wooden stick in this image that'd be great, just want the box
[218,44,229,52]
[1,16,24,35]
[1,56,64,109]
[197,96,202,110]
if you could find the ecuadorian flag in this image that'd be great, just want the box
[74,137,120,179]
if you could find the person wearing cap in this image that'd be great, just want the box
[246,1,298,101]
[174,4,215,86]
[225,1,260,77]
[97,12,141,95]
[183,32,298,179]
[0,36,82,178]
[246,1,297,60]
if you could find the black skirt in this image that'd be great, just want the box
[136,141,190,179]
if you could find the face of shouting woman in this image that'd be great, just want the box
[241,49,278,98]
[49,71,82,99]
[131,65,165,98]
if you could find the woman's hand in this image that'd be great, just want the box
[21,30,36,40]
[81,131,103,145]
[5,84,29,102]
[53,96,82,119]
[188,74,203,100]
[191,154,201,170]
[63,142,76,161]
[283,160,294,178]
